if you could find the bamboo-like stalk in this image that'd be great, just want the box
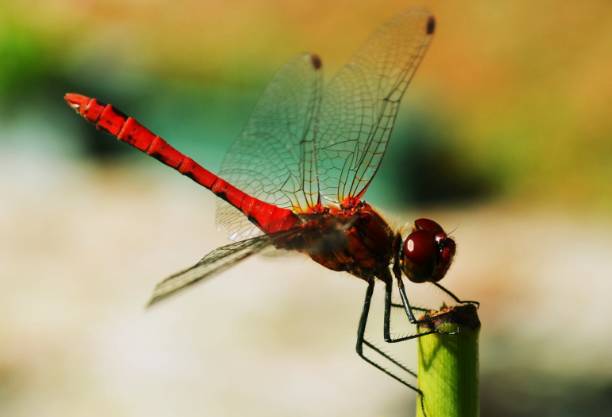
[416,304,480,417]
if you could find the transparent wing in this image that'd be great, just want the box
[147,234,274,306]
[216,53,322,240]
[315,9,435,204]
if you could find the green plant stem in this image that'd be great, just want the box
[416,304,480,417]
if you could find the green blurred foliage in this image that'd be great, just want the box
[0,22,55,105]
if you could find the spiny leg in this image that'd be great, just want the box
[380,274,434,378]
[391,302,429,312]
[355,280,422,393]
[384,277,435,344]
[382,276,435,417]
[432,282,480,308]
[392,252,428,324]
[361,339,417,378]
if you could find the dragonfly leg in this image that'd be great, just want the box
[391,302,429,312]
[384,278,435,343]
[391,234,430,324]
[432,282,480,308]
[391,262,428,325]
[355,280,423,394]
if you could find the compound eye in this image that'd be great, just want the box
[404,230,436,264]
[414,218,444,234]
[402,229,437,283]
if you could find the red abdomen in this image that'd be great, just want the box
[64,93,298,234]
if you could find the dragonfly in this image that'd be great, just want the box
[65,9,477,393]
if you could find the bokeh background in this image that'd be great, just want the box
[2,1,612,416]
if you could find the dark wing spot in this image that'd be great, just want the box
[310,54,322,70]
[426,16,436,35]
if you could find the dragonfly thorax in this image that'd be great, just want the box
[285,203,395,280]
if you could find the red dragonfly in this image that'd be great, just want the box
[65,9,476,392]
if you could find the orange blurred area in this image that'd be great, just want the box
[2,0,611,204]
[1,1,612,416]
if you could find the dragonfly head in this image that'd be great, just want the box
[400,218,455,283]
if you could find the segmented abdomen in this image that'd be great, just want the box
[65,93,299,234]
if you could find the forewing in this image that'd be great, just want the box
[216,54,322,240]
[147,234,274,306]
[315,9,435,204]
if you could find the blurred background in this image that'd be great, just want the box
[1,0,612,416]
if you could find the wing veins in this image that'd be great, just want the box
[147,235,274,306]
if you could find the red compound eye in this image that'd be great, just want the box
[401,219,455,283]
[414,218,444,234]
[402,229,437,283]
[404,230,437,266]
